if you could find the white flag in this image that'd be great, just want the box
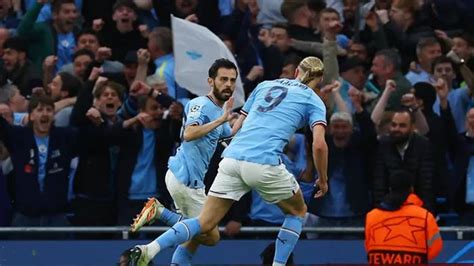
[171,15,245,107]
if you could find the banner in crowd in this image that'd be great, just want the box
[171,15,245,107]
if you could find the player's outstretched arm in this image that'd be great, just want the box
[312,124,328,198]
[184,97,234,141]
[231,114,246,136]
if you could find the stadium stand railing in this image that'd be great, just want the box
[1,226,474,240]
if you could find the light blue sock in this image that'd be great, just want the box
[171,244,194,265]
[274,215,303,265]
[155,218,201,251]
[159,208,184,226]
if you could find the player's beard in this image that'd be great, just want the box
[212,85,232,102]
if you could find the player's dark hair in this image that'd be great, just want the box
[208,58,238,79]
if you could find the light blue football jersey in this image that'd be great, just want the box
[223,79,326,165]
[168,96,232,188]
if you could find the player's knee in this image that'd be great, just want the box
[201,231,220,246]
[198,217,216,233]
[289,203,307,218]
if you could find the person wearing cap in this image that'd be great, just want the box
[365,170,443,264]
[338,57,369,112]
[1,37,41,98]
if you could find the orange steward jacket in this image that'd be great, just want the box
[365,194,443,264]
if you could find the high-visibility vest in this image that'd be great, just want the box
[365,194,443,264]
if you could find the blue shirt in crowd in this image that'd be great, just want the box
[34,136,49,193]
[56,32,76,72]
[433,87,471,133]
[129,129,157,200]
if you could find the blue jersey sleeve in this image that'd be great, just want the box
[241,84,261,115]
[221,122,232,139]
[307,93,327,129]
[185,100,209,126]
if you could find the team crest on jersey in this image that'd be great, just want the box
[188,105,202,119]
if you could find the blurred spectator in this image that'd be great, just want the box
[318,8,349,49]
[367,49,412,110]
[0,0,20,32]
[448,32,474,74]
[234,1,283,84]
[133,0,159,30]
[0,27,8,64]
[68,49,94,80]
[102,87,180,224]
[341,0,359,38]
[0,95,78,227]
[81,0,115,29]
[373,109,435,212]
[18,0,79,72]
[339,57,368,110]
[269,23,292,56]
[420,0,469,34]
[0,102,13,226]
[365,170,442,264]
[153,0,220,33]
[347,41,369,64]
[309,93,376,239]
[281,0,321,42]
[96,0,147,62]
[432,56,473,133]
[405,38,442,85]
[279,54,302,79]
[1,36,41,97]
[47,72,82,126]
[148,27,189,101]
[0,83,28,125]
[256,0,286,27]
[60,30,124,75]
[450,108,474,236]
[413,81,457,207]
[23,0,82,24]
[69,73,125,227]
[383,0,435,71]
[146,74,168,96]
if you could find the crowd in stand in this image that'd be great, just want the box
[0,0,474,239]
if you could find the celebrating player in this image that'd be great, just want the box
[129,56,329,266]
[130,58,237,264]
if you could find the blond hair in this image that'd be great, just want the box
[298,56,324,85]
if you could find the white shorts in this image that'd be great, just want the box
[208,158,300,204]
[165,170,206,218]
